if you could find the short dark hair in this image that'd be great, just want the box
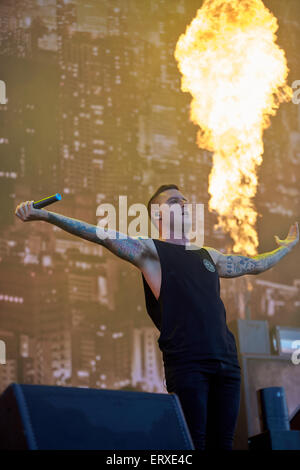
[147,184,179,219]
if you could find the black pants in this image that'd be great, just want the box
[165,360,241,450]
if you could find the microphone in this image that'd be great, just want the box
[32,193,62,209]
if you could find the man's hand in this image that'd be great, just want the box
[14,200,45,222]
[274,221,299,252]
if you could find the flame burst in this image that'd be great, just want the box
[175,0,292,255]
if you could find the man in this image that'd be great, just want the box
[15,185,299,449]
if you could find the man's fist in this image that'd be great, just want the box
[14,200,45,222]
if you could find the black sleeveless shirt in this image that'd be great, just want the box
[141,239,240,372]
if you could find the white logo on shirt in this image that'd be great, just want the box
[203,258,216,272]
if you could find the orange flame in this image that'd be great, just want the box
[175,0,292,255]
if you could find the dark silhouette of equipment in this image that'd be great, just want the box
[248,387,300,450]
[257,387,290,431]
[0,383,195,450]
[290,405,300,431]
[228,319,300,450]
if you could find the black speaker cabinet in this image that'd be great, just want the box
[0,383,195,450]
[248,430,300,450]
[257,387,290,431]
[233,354,300,450]
[290,405,300,430]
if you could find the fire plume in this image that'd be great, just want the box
[175,0,292,255]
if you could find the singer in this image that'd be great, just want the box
[14,185,299,450]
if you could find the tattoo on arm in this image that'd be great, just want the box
[109,237,145,265]
[225,255,257,277]
[45,211,99,242]
[221,246,290,277]
[43,211,146,266]
[250,246,291,274]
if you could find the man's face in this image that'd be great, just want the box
[153,189,192,237]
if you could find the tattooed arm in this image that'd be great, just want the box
[205,222,299,278]
[206,246,291,278]
[14,200,149,268]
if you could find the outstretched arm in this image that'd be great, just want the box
[14,200,149,268]
[205,222,299,278]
